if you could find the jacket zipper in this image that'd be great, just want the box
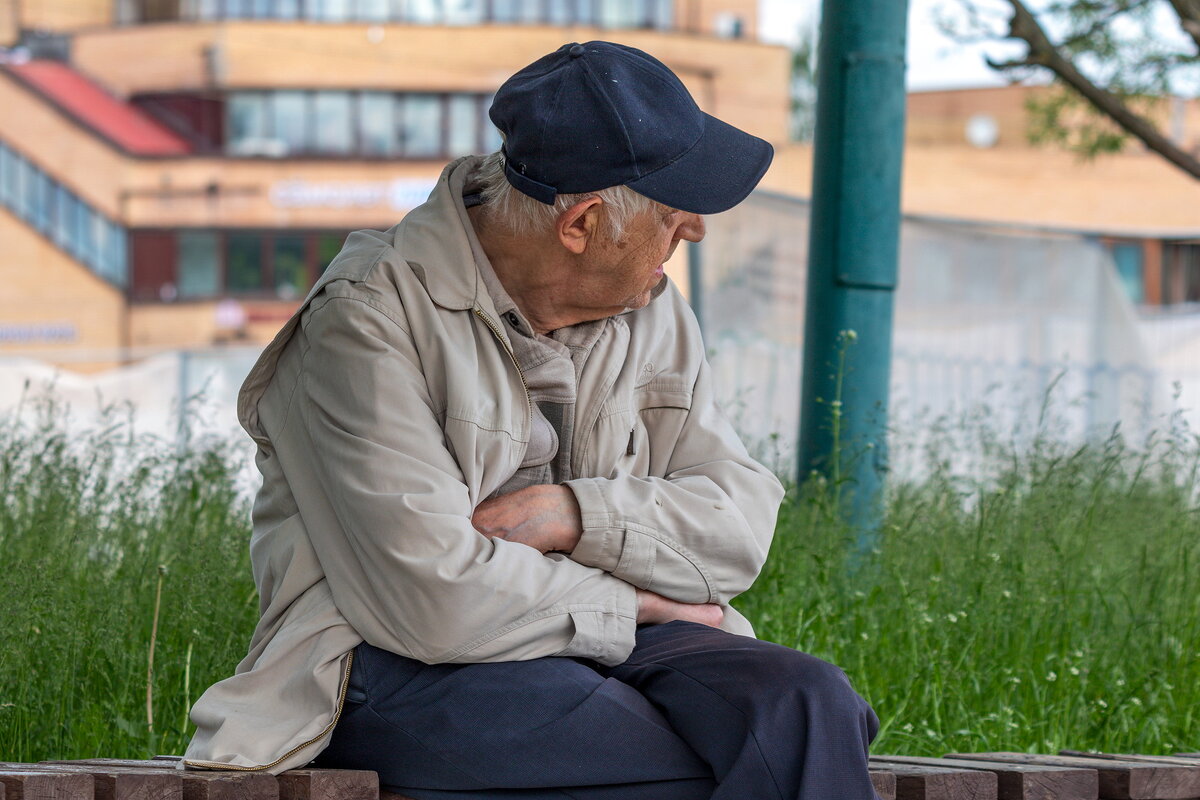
[473,308,534,439]
[180,650,355,772]
[187,310,530,773]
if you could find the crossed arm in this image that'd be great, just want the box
[292,293,778,665]
[472,484,725,628]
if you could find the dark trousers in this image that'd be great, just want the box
[317,621,881,800]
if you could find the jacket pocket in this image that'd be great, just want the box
[588,386,692,479]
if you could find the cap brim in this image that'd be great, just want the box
[624,113,774,215]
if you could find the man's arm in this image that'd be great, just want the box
[566,354,784,605]
[475,302,784,608]
[279,293,643,665]
[470,486,725,628]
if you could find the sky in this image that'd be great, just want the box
[758,0,1028,92]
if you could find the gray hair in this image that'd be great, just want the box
[474,150,660,240]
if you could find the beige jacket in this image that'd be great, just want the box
[183,157,784,773]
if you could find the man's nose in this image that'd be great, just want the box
[677,213,706,243]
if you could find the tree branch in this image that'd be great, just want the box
[1165,0,1200,51]
[995,0,1200,180]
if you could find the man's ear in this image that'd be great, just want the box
[556,196,604,255]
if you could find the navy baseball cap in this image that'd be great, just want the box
[489,41,773,215]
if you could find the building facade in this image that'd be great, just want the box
[774,83,1200,308]
[0,0,788,367]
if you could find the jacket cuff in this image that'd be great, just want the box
[556,578,639,666]
[565,478,657,589]
[566,478,622,572]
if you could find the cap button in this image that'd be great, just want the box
[568,44,585,58]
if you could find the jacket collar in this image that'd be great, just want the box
[391,156,483,312]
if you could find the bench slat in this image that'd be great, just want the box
[871,768,898,800]
[947,752,1200,800]
[869,757,998,800]
[51,760,380,800]
[0,769,93,800]
[2,762,180,800]
[1061,752,1200,768]
[276,769,378,800]
[874,754,1097,800]
[43,761,278,800]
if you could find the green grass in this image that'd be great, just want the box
[738,418,1200,756]
[1,396,1197,761]
[0,397,258,760]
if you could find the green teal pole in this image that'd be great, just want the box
[799,0,909,549]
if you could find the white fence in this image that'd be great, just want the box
[4,194,1199,487]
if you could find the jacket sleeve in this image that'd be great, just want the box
[278,294,638,666]
[565,322,784,607]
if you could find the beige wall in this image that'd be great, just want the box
[0,208,126,361]
[18,0,111,34]
[676,0,758,39]
[768,141,1200,235]
[908,85,1200,156]
[907,85,1034,149]
[71,23,791,144]
[128,301,221,349]
[0,0,16,47]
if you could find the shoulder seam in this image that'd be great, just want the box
[304,292,412,337]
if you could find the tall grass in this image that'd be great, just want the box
[0,396,258,760]
[1,394,1197,760]
[738,414,1200,756]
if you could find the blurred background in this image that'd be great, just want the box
[4,0,1200,763]
[1,0,1198,479]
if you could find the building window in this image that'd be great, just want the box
[52,185,72,249]
[178,232,221,298]
[13,152,30,219]
[221,90,500,159]
[359,92,398,156]
[358,0,395,21]
[227,234,264,293]
[0,139,127,287]
[228,93,270,155]
[516,0,542,23]
[30,168,51,234]
[273,236,309,299]
[131,229,350,301]
[0,143,13,208]
[318,233,344,272]
[597,0,670,28]
[1163,241,1200,305]
[313,91,356,154]
[272,91,310,155]
[140,0,673,26]
[398,94,443,158]
[1106,241,1144,305]
[312,0,351,21]
[713,11,743,38]
[446,94,481,156]
[444,0,485,24]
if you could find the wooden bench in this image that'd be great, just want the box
[0,751,1196,799]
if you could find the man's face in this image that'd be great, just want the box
[575,205,706,314]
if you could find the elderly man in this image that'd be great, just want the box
[185,42,880,799]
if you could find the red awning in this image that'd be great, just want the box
[7,61,193,156]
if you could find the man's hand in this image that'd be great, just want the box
[472,484,584,554]
[636,589,724,628]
